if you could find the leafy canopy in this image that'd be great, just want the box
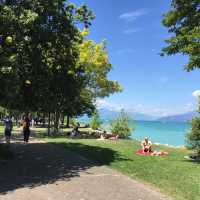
[79,29,122,98]
[0,0,93,112]
[0,0,121,124]
[161,0,200,71]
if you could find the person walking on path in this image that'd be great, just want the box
[4,116,13,144]
[23,116,30,143]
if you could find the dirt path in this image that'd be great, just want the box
[0,138,171,200]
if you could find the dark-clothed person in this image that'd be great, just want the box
[23,117,30,143]
[4,116,13,144]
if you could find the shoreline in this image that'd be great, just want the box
[99,120,189,148]
[132,137,186,149]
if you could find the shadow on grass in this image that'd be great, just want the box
[183,158,200,164]
[181,153,200,164]
[50,142,131,166]
[36,132,98,139]
[0,140,128,195]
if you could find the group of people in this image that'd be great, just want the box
[3,115,168,156]
[96,134,168,156]
[97,131,119,141]
[3,116,31,144]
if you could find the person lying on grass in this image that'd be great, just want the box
[151,151,168,156]
[141,137,152,153]
[97,132,119,141]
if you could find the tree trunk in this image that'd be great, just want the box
[42,113,45,127]
[54,111,60,134]
[66,115,70,128]
[47,112,51,136]
[16,117,19,127]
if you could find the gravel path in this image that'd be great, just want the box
[0,138,171,200]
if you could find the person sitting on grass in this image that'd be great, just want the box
[141,137,152,153]
[108,134,119,140]
[97,133,106,140]
[70,123,80,137]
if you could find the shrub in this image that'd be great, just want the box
[90,111,102,130]
[110,110,133,139]
[186,117,200,157]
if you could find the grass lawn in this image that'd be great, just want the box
[0,126,4,135]
[47,138,200,200]
[34,127,95,138]
[0,125,21,136]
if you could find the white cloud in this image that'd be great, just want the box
[96,99,194,117]
[123,28,141,34]
[119,9,149,22]
[96,99,124,112]
[183,102,195,112]
[192,90,200,97]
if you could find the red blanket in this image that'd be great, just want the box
[136,149,167,156]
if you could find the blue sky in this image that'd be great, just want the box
[72,0,200,117]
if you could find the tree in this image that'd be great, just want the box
[62,31,122,122]
[186,96,200,158]
[0,1,122,133]
[0,0,94,106]
[0,0,94,131]
[161,0,200,71]
[186,117,200,158]
[90,111,102,130]
[110,110,133,139]
[162,0,200,158]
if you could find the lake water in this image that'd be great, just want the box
[130,121,191,147]
[79,117,191,147]
[101,120,191,147]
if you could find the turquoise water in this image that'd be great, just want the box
[79,118,191,147]
[130,121,191,147]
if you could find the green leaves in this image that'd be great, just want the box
[162,0,200,71]
[78,34,122,98]
[0,0,121,124]
[0,0,94,112]
[19,9,39,25]
[90,111,102,130]
[110,110,133,139]
[186,117,200,156]
[75,4,95,28]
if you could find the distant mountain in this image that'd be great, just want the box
[158,111,199,122]
[79,109,199,122]
[98,108,157,121]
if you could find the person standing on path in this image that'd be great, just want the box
[31,118,34,128]
[23,116,30,143]
[4,116,13,144]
